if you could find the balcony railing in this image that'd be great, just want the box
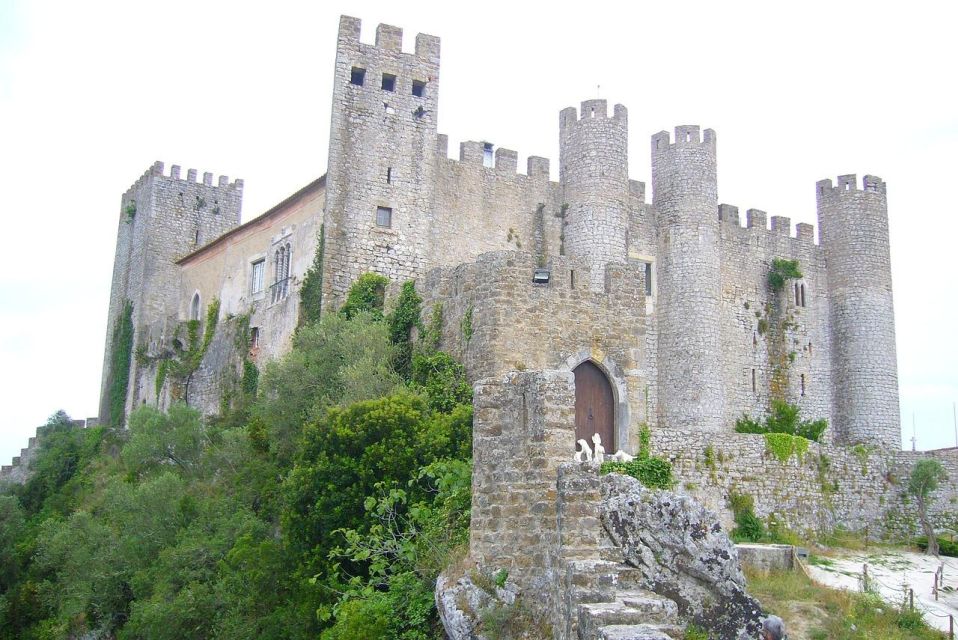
[270,277,290,304]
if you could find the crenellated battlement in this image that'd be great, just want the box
[651,125,716,151]
[437,136,553,180]
[125,160,243,195]
[816,174,886,198]
[718,203,816,244]
[338,15,440,61]
[559,100,627,131]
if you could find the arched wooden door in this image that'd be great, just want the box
[573,361,614,451]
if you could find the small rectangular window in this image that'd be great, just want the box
[644,262,653,297]
[412,80,425,97]
[376,206,392,228]
[250,259,265,294]
[350,67,365,86]
[483,142,494,168]
[382,73,396,92]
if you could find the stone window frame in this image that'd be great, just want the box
[412,79,426,97]
[350,67,366,86]
[189,291,201,321]
[381,72,397,92]
[249,254,267,299]
[376,206,393,228]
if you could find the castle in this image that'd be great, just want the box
[94,13,957,583]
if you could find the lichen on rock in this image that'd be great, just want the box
[600,472,766,640]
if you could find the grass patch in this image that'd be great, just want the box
[746,568,946,639]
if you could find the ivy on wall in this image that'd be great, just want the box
[107,300,135,426]
[299,225,325,326]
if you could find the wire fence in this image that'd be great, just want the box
[798,550,956,638]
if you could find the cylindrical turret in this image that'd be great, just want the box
[817,174,900,448]
[559,99,629,290]
[652,125,724,430]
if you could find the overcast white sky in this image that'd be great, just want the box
[1,0,956,463]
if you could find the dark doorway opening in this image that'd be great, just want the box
[573,361,615,451]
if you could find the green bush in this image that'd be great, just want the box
[768,258,803,292]
[729,492,765,542]
[411,350,472,413]
[340,272,389,319]
[387,280,423,379]
[915,536,958,557]
[734,399,827,442]
[600,457,674,490]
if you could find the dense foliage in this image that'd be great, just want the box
[767,257,803,292]
[735,399,827,442]
[600,425,674,490]
[0,275,473,639]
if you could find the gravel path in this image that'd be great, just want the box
[806,549,958,634]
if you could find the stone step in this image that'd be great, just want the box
[595,624,681,640]
[577,596,678,638]
[566,560,643,590]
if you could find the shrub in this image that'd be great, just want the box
[340,273,389,319]
[734,399,827,442]
[729,491,765,542]
[768,258,803,292]
[600,457,674,490]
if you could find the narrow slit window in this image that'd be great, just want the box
[751,368,756,392]
[386,167,392,184]
[190,293,201,321]
[250,327,260,348]
[381,73,396,92]
[801,374,806,396]
[801,284,807,307]
[570,270,575,289]
[350,67,365,86]
[412,79,425,97]
[644,262,653,297]
[795,283,800,306]
[376,206,392,228]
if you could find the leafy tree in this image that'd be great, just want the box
[282,393,471,577]
[253,311,402,466]
[339,273,389,320]
[908,458,947,555]
[411,350,472,413]
[123,404,210,477]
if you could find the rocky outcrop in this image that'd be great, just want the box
[600,473,765,640]
[435,570,523,640]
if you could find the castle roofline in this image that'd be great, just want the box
[177,174,326,266]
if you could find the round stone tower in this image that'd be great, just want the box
[559,99,629,290]
[651,125,724,430]
[817,174,900,448]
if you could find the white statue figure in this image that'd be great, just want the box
[591,433,606,463]
[610,450,634,463]
[574,439,593,462]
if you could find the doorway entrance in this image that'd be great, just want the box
[573,361,615,451]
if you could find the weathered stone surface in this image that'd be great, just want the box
[435,570,520,640]
[600,473,765,640]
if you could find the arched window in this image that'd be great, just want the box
[800,284,806,307]
[190,292,201,321]
[271,244,292,303]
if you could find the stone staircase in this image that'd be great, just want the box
[555,463,685,640]
[561,558,684,640]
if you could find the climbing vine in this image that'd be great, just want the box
[386,280,423,380]
[107,300,135,426]
[460,305,474,344]
[764,432,810,463]
[555,203,570,256]
[299,225,325,326]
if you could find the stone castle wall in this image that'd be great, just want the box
[418,251,648,452]
[652,427,958,539]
